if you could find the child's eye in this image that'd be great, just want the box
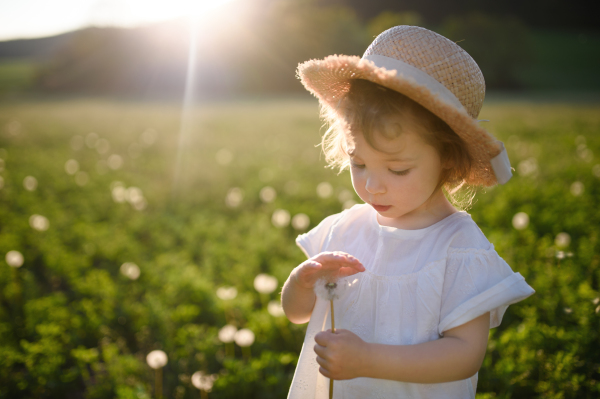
[350,162,365,169]
[390,168,410,176]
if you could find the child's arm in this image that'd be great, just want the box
[314,312,490,383]
[282,252,364,324]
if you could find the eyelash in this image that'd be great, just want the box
[350,162,410,176]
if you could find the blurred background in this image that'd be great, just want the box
[0,0,599,398]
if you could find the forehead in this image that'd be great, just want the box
[346,130,426,160]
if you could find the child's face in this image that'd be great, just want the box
[346,128,445,227]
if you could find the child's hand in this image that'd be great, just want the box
[293,252,365,290]
[314,329,368,380]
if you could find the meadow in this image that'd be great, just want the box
[0,96,599,398]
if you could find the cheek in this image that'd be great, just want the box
[349,170,367,198]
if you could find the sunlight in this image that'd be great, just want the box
[126,0,240,23]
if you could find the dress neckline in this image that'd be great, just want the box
[368,205,468,238]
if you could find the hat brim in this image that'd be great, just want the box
[297,54,505,187]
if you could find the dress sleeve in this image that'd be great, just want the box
[438,246,535,335]
[295,212,344,258]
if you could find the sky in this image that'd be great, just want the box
[0,0,225,41]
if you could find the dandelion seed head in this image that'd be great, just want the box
[253,273,278,294]
[29,214,49,231]
[216,286,237,300]
[23,176,37,191]
[218,324,237,343]
[146,350,168,369]
[570,181,584,196]
[512,212,529,230]
[75,171,89,186]
[234,328,255,347]
[517,158,538,177]
[314,277,349,301]
[291,213,310,231]
[260,186,276,203]
[338,189,353,203]
[317,182,333,198]
[191,371,217,391]
[65,159,79,175]
[120,262,140,280]
[5,250,24,268]
[107,154,123,170]
[272,209,290,228]
[555,232,571,248]
[267,300,285,317]
[225,187,243,208]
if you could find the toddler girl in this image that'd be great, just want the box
[281,26,535,398]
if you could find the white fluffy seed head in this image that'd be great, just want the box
[191,371,218,391]
[146,350,168,369]
[6,250,24,268]
[253,273,278,294]
[314,277,349,301]
[234,328,255,347]
[216,286,237,300]
[267,300,285,317]
[218,324,237,343]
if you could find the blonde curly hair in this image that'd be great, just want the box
[320,79,475,208]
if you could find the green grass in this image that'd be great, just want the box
[0,59,38,94]
[0,97,599,398]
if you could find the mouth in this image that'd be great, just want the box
[371,204,391,212]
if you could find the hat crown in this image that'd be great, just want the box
[364,26,485,119]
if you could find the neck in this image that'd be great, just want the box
[378,189,457,230]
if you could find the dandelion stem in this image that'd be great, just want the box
[155,367,163,399]
[330,298,335,399]
[330,299,335,333]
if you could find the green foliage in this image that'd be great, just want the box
[0,97,599,398]
[0,60,38,96]
[439,13,533,89]
[366,11,423,40]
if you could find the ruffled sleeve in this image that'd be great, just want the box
[438,246,535,335]
[295,212,344,258]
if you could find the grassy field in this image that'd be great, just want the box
[0,97,599,398]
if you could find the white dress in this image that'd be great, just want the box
[288,204,535,399]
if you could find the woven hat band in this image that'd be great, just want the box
[490,142,513,184]
[362,54,467,114]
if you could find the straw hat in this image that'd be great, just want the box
[297,25,512,187]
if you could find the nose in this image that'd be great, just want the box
[365,172,386,195]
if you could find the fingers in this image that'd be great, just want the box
[313,343,326,357]
[314,330,332,346]
[313,252,365,272]
[318,366,331,378]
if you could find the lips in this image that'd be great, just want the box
[371,204,391,212]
